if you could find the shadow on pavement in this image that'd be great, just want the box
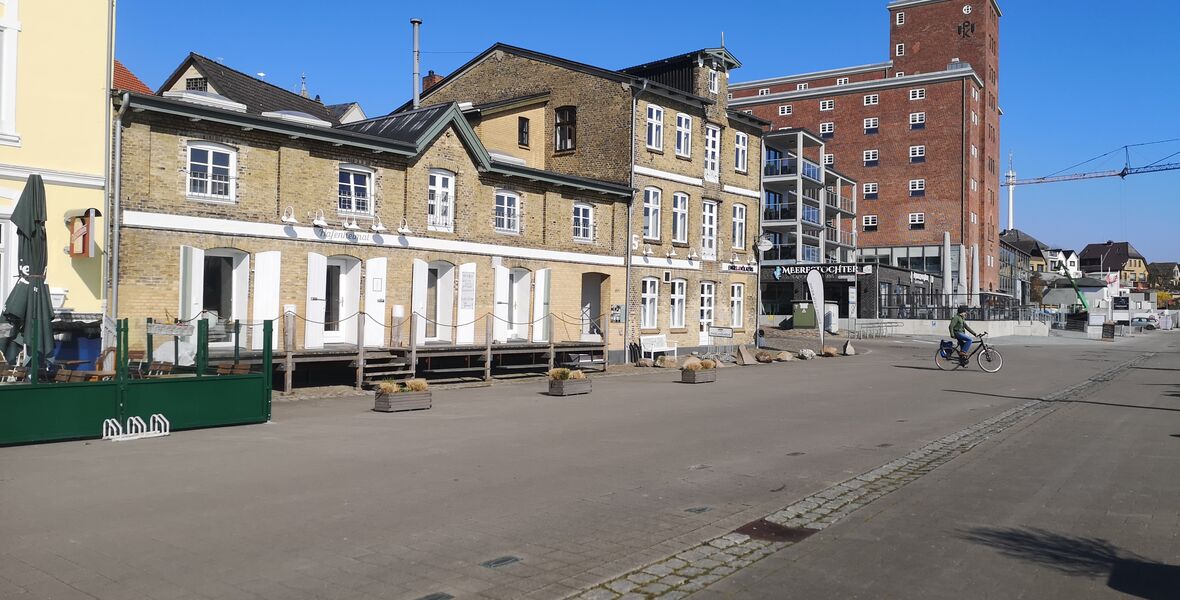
[1131,366,1180,372]
[1050,399,1180,413]
[945,389,1039,401]
[893,365,947,371]
[1171,434,1180,438]
[960,527,1180,600]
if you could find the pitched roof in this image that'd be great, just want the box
[158,53,338,125]
[325,102,361,120]
[338,103,456,147]
[999,228,1048,256]
[1078,241,1146,271]
[1148,262,1179,276]
[113,59,153,95]
[619,47,742,75]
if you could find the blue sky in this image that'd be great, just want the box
[116,0,1179,261]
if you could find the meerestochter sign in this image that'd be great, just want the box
[770,263,867,280]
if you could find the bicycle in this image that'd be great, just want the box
[935,332,1003,373]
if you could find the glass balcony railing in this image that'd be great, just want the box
[762,205,796,222]
[763,157,822,182]
[825,227,855,247]
[760,245,797,261]
[824,190,854,212]
[801,205,821,225]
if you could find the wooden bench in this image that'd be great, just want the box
[639,334,678,361]
[214,363,252,375]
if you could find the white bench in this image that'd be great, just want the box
[640,334,678,361]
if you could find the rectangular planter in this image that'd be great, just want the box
[680,369,717,384]
[373,391,432,412]
[548,379,591,396]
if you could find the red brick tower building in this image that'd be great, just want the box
[731,0,1002,300]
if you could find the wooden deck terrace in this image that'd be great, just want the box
[209,339,609,393]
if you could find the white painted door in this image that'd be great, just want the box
[251,251,281,350]
[580,273,603,342]
[304,252,327,349]
[411,258,428,345]
[699,281,715,345]
[363,257,387,347]
[492,264,509,342]
[178,245,205,327]
[455,262,477,345]
[531,268,551,342]
[507,268,531,340]
[323,258,347,344]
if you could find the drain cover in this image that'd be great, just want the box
[877,443,893,448]
[415,594,454,600]
[734,519,818,543]
[786,452,806,456]
[685,506,712,514]
[480,556,521,569]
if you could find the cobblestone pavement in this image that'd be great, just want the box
[565,352,1156,600]
[0,334,1159,600]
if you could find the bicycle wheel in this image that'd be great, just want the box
[977,347,1003,373]
[934,348,961,371]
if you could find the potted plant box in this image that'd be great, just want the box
[373,379,432,412]
[680,359,718,384]
[548,368,591,396]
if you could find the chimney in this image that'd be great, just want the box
[411,18,422,109]
[422,70,444,92]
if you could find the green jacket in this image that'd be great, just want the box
[950,314,977,337]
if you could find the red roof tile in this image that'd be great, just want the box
[113,59,153,95]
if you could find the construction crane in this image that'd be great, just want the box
[1002,139,1180,229]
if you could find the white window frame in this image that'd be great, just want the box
[863,182,879,196]
[796,83,809,91]
[971,144,978,157]
[646,104,664,151]
[708,69,720,93]
[675,113,692,158]
[734,132,749,172]
[669,279,687,329]
[186,141,237,202]
[701,200,717,260]
[909,88,926,100]
[864,117,879,130]
[909,178,926,192]
[671,192,689,243]
[337,164,374,215]
[758,88,770,96]
[643,187,662,241]
[704,125,720,181]
[822,153,834,165]
[895,72,905,77]
[573,202,594,242]
[837,77,849,85]
[910,145,926,159]
[494,189,521,234]
[778,104,792,116]
[970,178,979,192]
[864,149,879,163]
[972,111,979,125]
[896,11,905,25]
[972,87,981,101]
[730,283,745,329]
[640,277,659,329]
[820,99,834,111]
[909,212,925,225]
[896,43,905,57]
[863,215,878,227]
[732,204,746,249]
[820,122,834,134]
[970,211,978,224]
[864,93,879,106]
[910,112,926,126]
[699,281,716,337]
[427,168,455,232]
[0,19,21,145]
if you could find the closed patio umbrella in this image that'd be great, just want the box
[1,175,55,374]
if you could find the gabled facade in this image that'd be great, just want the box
[0,0,114,322]
[1078,241,1149,290]
[1148,262,1179,290]
[113,56,633,356]
[414,44,766,354]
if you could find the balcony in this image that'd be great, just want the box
[760,245,796,262]
[762,205,796,222]
[763,156,822,183]
[825,227,855,247]
[824,191,854,213]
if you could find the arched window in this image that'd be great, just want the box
[640,277,659,329]
[671,192,689,243]
[186,141,236,202]
[643,187,662,241]
[427,169,454,231]
[338,164,374,215]
[573,202,593,241]
[494,189,520,233]
[669,279,686,329]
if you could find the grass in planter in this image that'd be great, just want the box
[548,368,586,381]
[376,378,430,393]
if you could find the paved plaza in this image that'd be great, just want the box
[1,332,1176,599]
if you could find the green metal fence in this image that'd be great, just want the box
[0,319,272,446]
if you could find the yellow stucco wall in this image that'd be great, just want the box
[0,0,112,314]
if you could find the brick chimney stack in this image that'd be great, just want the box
[422,70,444,92]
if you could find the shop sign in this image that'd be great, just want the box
[721,262,757,274]
[707,326,733,338]
[772,264,861,280]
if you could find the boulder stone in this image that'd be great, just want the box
[755,351,775,363]
[776,351,795,362]
[843,341,856,356]
[636,358,655,367]
[821,346,839,357]
[656,355,680,368]
[797,349,817,360]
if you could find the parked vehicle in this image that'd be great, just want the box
[1129,317,1157,330]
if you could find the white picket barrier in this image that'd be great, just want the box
[103,414,170,442]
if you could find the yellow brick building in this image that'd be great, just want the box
[0,0,114,321]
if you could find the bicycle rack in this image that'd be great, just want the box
[101,414,171,442]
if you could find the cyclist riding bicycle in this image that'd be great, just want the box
[949,305,978,361]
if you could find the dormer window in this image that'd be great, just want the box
[187,141,235,202]
[185,77,208,92]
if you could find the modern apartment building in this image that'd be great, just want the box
[413,44,766,356]
[731,0,1002,303]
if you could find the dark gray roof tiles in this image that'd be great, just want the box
[165,53,339,125]
[338,103,453,144]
